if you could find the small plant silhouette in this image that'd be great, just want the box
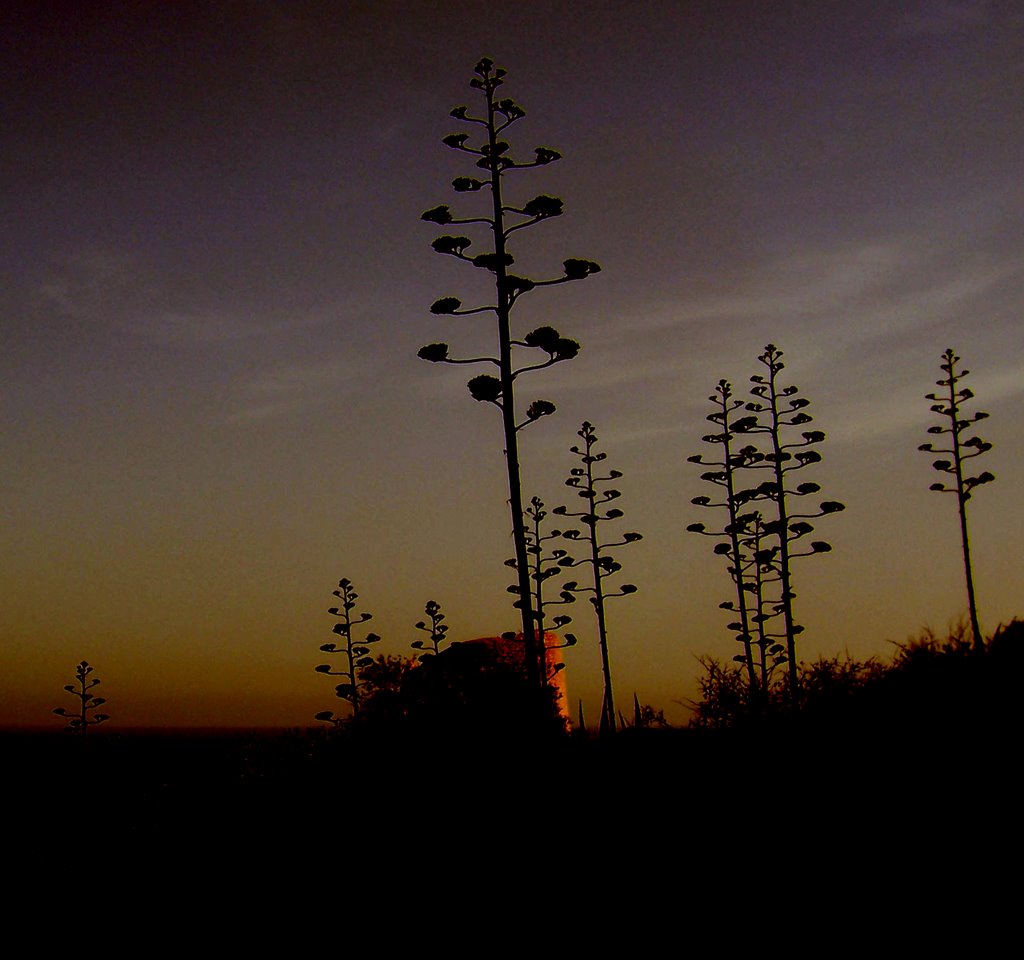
[553,421,642,734]
[418,58,600,688]
[412,600,451,660]
[52,661,110,738]
[315,578,382,725]
[505,496,578,683]
[919,348,995,649]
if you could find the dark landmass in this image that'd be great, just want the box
[7,623,1020,871]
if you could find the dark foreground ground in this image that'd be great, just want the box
[7,627,1022,894]
[6,709,1018,852]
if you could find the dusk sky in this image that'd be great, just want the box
[4,0,1022,728]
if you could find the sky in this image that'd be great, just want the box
[3,0,1022,728]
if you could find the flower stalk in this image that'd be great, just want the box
[419,59,599,690]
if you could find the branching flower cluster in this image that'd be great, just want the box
[315,578,382,725]
[687,381,775,687]
[688,346,844,698]
[52,660,110,738]
[553,422,642,733]
[919,348,995,648]
[411,600,450,661]
[504,496,578,684]
[418,58,600,688]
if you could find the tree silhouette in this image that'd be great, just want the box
[315,578,382,725]
[418,58,600,688]
[919,348,995,649]
[52,661,110,739]
[553,422,642,734]
[731,345,845,699]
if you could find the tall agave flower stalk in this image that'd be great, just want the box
[553,422,642,734]
[733,345,845,699]
[315,578,382,725]
[737,510,787,690]
[687,380,762,692]
[919,348,995,649]
[505,496,578,684]
[418,58,600,688]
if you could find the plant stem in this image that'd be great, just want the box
[764,360,799,699]
[482,72,539,687]
[943,356,983,649]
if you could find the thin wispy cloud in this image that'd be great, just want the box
[594,234,1019,351]
[36,246,324,345]
[226,358,360,424]
[829,359,1024,445]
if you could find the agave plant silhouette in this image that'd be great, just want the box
[315,578,382,725]
[418,58,600,689]
[52,660,110,739]
[687,380,763,693]
[919,348,995,649]
[504,496,578,685]
[412,599,451,661]
[553,422,641,734]
[729,345,845,699]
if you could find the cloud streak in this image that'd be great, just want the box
[35,246,324,346]
[226,358,361,424]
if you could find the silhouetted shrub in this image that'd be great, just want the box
[690,620,1023,747]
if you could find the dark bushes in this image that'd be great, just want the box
[690,619,1023,744]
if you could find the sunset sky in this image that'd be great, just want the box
[4,0,1022,728]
